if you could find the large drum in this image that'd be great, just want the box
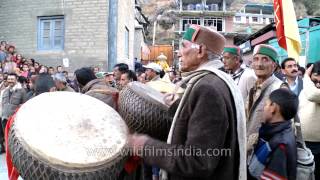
[119,82,172,140]
[8,92,128,180]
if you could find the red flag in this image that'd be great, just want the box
[273,0,286,50]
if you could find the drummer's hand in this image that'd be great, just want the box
[164,93,178,106]
[306,64,314,77]
[128,134,150,156]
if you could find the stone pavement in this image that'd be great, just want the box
[0,154,8,180]
[0,154,23,180]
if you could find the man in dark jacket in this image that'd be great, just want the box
[74,67,119,110]
[128,25,246,180]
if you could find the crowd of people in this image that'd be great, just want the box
[1,23,320,180]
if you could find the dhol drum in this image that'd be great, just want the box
[119,82,172,140]
[8,92,128,180]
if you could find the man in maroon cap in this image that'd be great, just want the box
[128,25,246,180]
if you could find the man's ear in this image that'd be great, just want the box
[272,61,278,71]
[270,102,279,115]
[197,44,207,59]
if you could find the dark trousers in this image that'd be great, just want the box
[306,141,320,180]
[314,153,320,180]
[1,118,8,134]
[0,118,4,143]
[118,165,143,180]
[0,118,7,153]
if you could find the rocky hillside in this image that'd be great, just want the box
[138,0,319,44]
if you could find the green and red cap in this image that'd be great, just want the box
[253,44,279,64]
[182,24,226,55]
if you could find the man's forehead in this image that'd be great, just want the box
[312,73,320,77]
[223,52,234,56]
[181,40,200,49]
[181,39,191,45]
[253,54,270,59]
[7,75,16,79]
[285,60,297,65]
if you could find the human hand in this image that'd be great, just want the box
[306,64,314,77]
[163,93,179,106]
[127,133,149,156]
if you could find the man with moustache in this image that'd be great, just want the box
[223,45,256,101]
[128,25,246,180]
[281,57,303,96]
[143,62,162,82]
[246,44,283,157]
[1,73,27,133]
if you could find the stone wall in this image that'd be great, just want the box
[0,0,109,72]
[116,0,136,70]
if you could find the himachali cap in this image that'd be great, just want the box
[143,63,162,73]
[253,44,279,64]
[224,45,241,56]
[182,24,226,55]
[95,71,106,79]
[104,72,114,76]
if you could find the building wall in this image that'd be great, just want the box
[225,17,234,32]
[134,27,144,60]
[0,0,109,71]
[116,0,136,70]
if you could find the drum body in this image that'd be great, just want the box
[119,82,172,140]
[8,92,128,180]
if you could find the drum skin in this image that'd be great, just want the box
[9,126,126,180]
[8,92,128,180]
[119,82,172,140]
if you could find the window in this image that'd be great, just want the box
[125,27,129,59]
[182,18,201,31]
[38,16,64,50]
[252,17,258,22]
[204,18,223,31]
[234,16,242,22]
[269,18,274,23]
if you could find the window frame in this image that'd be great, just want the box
[234,16,242,23]
[182,18,201,31]
[203,17,223,32]
[125,26,129,59]
[37,16,65,51]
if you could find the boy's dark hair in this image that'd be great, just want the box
[124,70,137,81]
[281,57,296,69]
[114,63,129,73]
[298,66,305,76]
[34,74,55,95]
[74,67,96,87]
[311,61,320,75]
[18,76,28,84]
[269,88,299,120]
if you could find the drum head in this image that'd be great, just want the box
[13,91,128,169]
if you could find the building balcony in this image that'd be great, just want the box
[176,0,233,12]
[174,10,235,17]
